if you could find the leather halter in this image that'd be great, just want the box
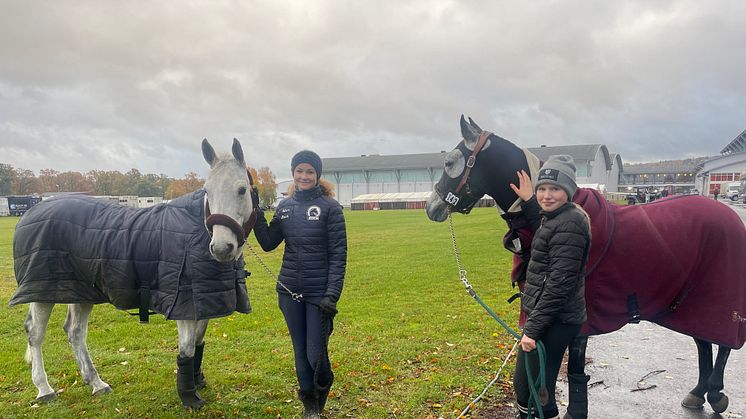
[454,130,491,195]
[204,169,257,247]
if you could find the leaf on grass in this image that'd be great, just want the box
[432,403,442,408]
[120,361,128,366]
[118,347,126,352]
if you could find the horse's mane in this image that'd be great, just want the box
[286,178,336,198]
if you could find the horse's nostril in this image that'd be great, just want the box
[226,243,234,252]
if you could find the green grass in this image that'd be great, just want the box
[0,209,519,418]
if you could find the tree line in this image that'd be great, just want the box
[0,163,278,207]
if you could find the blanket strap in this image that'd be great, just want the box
[627,293,641,324]
[139,286,151,323]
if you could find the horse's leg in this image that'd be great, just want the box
[175,319,205,410]
[25,302,56,401]
[682,337,712,409]
[564,335,590,419]
[193,319,209,390]
[63,303,111,396]
[705,345,731,413]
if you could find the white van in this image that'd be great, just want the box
[726,182,740,201]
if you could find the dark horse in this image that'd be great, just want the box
[10,139,256,409]
[426,116,746,418]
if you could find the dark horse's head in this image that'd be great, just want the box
[425,115,532,222]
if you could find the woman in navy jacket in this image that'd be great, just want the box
[253,150,347,419]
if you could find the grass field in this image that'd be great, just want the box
[0,209,520,418]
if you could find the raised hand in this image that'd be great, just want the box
[509,170,534,202]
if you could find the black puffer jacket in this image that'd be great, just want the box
[253,183,347,300]
[520,198,591,340]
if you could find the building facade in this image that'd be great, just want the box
[321,145,623,207]
[695,129,746,197]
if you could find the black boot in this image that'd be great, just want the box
[563,373,590,419]
[299,390,320,419]
[193,343,206,390]
[176,355,205,410]
[318,388,329,413]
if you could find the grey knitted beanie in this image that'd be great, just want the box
[535,154,578,199]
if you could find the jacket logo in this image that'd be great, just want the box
[307,206,321,221]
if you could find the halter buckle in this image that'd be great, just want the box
[466,155,476,168]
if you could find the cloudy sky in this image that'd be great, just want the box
[1,1,744,180]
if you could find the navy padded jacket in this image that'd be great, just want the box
[253,185,347,300]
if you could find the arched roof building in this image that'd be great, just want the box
[321,144,622,206]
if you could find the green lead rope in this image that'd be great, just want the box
[448,213,547,419]
[470,291,547,419]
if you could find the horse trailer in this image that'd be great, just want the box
[0,197,9,216]
[6,195,42,216]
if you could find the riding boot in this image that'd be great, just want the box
[318,388,329,413]
[176,355,205,410]
[299,390,321,419]
[193,343,206,390]
[563,373,590,419]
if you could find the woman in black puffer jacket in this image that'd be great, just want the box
[510,155,591,419]
[252,150,347,419]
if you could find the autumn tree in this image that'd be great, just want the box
[12,168,40,194]
[165,172,204,199]
[0,163,15,195]
[56,171,92,192]
[256,167,277,208]
[87,170,124,195]
[37,169,60,192]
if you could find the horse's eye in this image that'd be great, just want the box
[238,187,247,195]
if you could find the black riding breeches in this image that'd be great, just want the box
[278,293,330,393]
[513,322,581,417]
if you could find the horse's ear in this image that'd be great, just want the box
[232,138,245,164]
[202,138,217,167]
[468,117,482,132]
[460,115,479,148]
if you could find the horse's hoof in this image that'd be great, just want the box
[183,398,206,410]
[93,385,112,396]
[681,393,705,409]
[708,393,729,413]
[36,392,57,403]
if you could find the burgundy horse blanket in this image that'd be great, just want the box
[9,190,251,321]
[507,188,746,349]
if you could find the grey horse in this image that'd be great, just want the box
[10,139,256,409]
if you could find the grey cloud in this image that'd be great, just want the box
[1,1,745,178]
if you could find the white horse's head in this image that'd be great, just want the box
[202,138,255,263]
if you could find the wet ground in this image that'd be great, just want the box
[477,200,746,418]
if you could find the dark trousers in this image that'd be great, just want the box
[513,322,581,417]
[278,293,328,393]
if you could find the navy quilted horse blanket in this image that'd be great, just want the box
[9,189,251,320]
[508,189,746,349]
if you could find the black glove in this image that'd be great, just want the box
[319,297,338,316]
[250,186,260,211]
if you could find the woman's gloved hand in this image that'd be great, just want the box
[319,297,338,316]
[250,186,261,211]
